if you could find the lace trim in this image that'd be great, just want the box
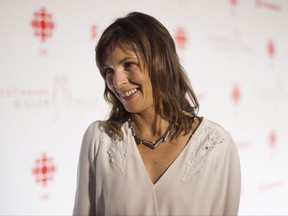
[105,129,127,175]
[182,126,224,182]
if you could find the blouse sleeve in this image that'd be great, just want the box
[73,122,100,216]
[219,132,241,215]
[223,133,241,215]
[211,131,241,215]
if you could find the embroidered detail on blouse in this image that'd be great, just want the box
[182,126,224,182]
[106,130,127,175]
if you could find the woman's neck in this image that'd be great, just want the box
[130,111,170,141]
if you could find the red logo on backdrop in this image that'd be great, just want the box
[31,7,55,42]
[32,153,56,187]
[267,40,275,58]
[230,0,238,5]
[175,27,187,49]
[255,0,281,11]
[91,24,98,40]
[232,85,241,104]
[269,130,276,148]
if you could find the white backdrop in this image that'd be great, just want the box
[1,0,288,215]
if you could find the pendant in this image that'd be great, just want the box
[128,119,173,149]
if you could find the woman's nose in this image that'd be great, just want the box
[113,69,127,89]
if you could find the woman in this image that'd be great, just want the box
[73,12,241,216]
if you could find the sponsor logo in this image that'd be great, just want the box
[32,153,56,187]
[31,7,55,42]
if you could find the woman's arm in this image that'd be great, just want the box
[73,122,99,216]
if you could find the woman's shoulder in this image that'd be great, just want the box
[84,120,103,133]
[80,120,111,159]
[84,120,110,137]
[199,117,230,134]
[83,120,129,140]
[81,120,130,160]
[196,117,234,146]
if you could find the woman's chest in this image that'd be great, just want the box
[137,136,190,184]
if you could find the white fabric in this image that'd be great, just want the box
[73,118,241,216]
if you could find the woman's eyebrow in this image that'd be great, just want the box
[117,57,138,65]
[102,56,138,68]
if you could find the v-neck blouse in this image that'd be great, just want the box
[73,118,241,216]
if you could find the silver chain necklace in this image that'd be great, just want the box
[128,119,173,149]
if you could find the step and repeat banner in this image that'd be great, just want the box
[1,0,288,215]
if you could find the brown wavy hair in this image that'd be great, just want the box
[95,12,199,140]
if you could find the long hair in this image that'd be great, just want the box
[95,12,199,139]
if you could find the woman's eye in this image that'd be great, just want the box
[103,68,114,76]
[123,62,134,70]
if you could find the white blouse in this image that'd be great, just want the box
[73,118,241,216]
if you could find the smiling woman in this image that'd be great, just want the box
[73,12,241,216]
[103,44,154,115]
[95,13,200,142]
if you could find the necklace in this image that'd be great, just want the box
[128,119,173,149]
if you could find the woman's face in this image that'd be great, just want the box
[103,44,154,114]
